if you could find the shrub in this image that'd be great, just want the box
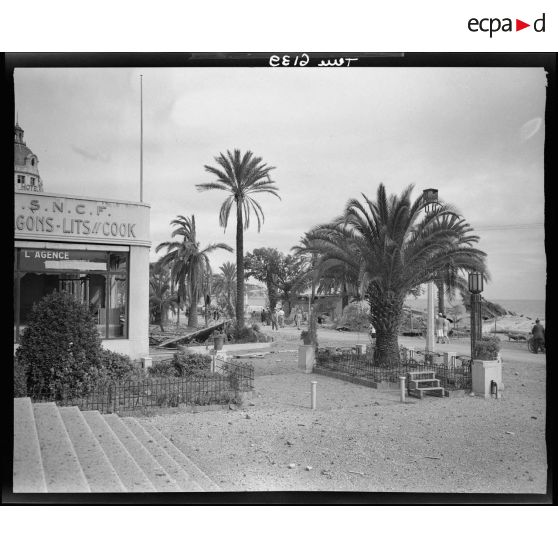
[473,336,501,360]
[14,360,28,397]
[99,349,144,382]
[16,291,103,396]
[149,352,212,378]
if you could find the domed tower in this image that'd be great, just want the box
[14,120,44,192]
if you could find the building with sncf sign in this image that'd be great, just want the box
[13,123,151,359]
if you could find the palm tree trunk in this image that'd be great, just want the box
[159,303,165,332]
[188,299,198,327]
[367,287,404,365]
[236,204,245,331]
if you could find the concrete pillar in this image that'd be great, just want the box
[443,351,456,368]
[471,360,504,399]
[426,281,435,352]
[141,356,153,369]
[311,381,317,410]
[298,345,315,372]
[399,376,406,403]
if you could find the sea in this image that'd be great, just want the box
[404,297,546,320]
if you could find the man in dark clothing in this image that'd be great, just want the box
[531,319,545,353]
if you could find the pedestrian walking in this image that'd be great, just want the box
[435,313,445,344]
[442,314,450,344]
[271,308,279,331]
[294,306,303,329]
[278,307,285,328]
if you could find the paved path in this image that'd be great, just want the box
[260,323,545,365]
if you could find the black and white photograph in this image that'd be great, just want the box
[7,53,551,502]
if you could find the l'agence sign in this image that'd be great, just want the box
[14,192,150,246]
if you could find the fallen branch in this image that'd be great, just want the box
[347,470,365,476]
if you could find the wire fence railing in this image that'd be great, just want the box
[315,346,472,392]
[30,359,254,413]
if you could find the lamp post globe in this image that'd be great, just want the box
[468,272,484,358]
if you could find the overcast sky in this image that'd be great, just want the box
[14,65,546,300]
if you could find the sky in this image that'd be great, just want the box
[13,65,547,301]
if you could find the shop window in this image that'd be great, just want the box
[14,249,128,341]
[30,177,35,186]
[17,175,25,184]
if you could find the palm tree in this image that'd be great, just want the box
[149,261,178,332]
[213,262,237,318]
[196,150,280,330]
[304,184,487,364]
[156,215,232,328]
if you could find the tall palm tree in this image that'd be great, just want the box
[156,215,232,327]
[304,184,487,364]
[196,150,280,330]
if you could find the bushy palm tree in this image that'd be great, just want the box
[212,262,237,318]
[156,215,232,327]
[304,184,487,364]
[149,261,178,331]
[196,150,280,330]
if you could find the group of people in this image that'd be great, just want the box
[435,312,451,344]
[257,305,307,331]
[260,306,285,331]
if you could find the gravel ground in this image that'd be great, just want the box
[139,326,548,493]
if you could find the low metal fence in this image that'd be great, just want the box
[315,346,471,391]
[30,359,254,413]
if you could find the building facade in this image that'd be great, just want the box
[13,124,151,360]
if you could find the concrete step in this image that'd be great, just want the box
[409,379,441,389]
[103,414,181,492]
[408,387,446,399]
[141,423,220,491]
[33,403,90,492]
[59,407,126,493]
[82,411,155,492]
[13,398,47,493]
[122,417,204,492]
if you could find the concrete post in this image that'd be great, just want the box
[399,376,406,403]
[141,356,153,369]
[426,282,435,352]
[311,381,317,410]
[443,351,456,368]
[355,344,367,355]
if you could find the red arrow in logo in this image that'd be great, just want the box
[516,19,530,31]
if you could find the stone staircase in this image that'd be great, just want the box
[13,398,220,493]
[407,370,447,399]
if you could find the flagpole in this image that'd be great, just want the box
[140,74,143,203]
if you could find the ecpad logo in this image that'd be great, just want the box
[468,13,545,37]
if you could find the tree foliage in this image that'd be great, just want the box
[301,184,487,364]
[196,149,280,330]
[156,215,232,327]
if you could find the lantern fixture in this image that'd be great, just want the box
[468,272,484,294]
[423,188,439,214]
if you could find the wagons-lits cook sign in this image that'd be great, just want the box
[15,196,144,241]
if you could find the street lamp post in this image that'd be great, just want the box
[468,272,484,358]
[423,188,439,353]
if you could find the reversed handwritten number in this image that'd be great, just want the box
[269,54,310,67]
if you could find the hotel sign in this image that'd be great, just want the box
[14,192,150,246]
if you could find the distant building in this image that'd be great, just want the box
[14,121,44,192]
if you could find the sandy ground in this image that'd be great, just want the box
[139,325,548,494]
